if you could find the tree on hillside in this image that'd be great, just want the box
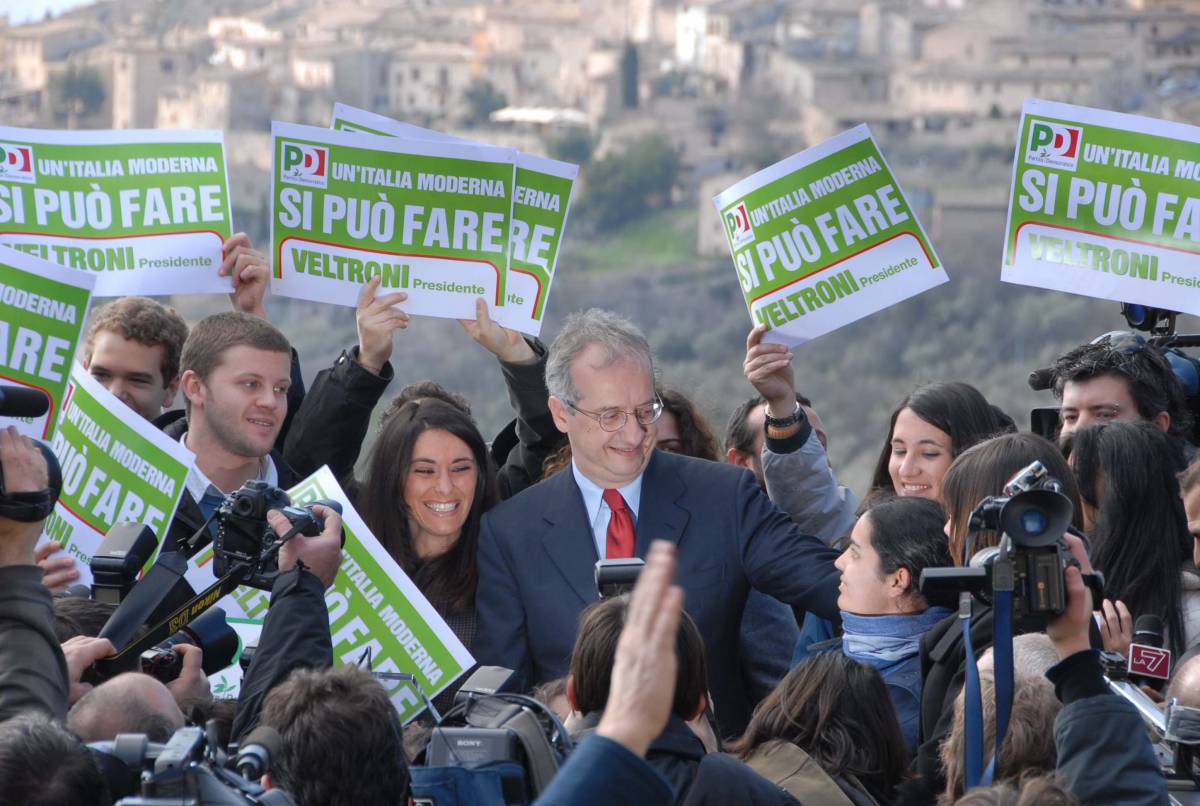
[620,41,639,109]
[463,80,507,126]
[544,128,594,165]
[580,136,678,231]
[50,65,105,127]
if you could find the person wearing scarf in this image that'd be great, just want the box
[834,496,954,753]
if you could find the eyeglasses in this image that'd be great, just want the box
[565,396,664,432]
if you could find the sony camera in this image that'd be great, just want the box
[211,480,338,590]
[920,461,1102,630]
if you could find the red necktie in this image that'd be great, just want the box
[603,488,635,559]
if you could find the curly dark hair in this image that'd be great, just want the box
[1052,334,1192,442]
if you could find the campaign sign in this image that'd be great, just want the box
[1003,99,1200,316]
[713,125,946,346]
[0,127,234,296]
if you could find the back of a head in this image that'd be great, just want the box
[1168,652,1200,708]
[727,652,907,801]
[381,380,473,428]
[84,295,189,383]
[0,712,107,806]
[953,775,1079,806]
[260,665,409,806]
[545,308,654,403]
[941,432,1083,564]
[53,595,117,642]
[569,594,707,723]
[68,672,183,743]
[1071,421,1190,655]
[940,674,1061,802]
[1052,335,1192,442]
[979,634,1061,680]
[870,381,1012,494]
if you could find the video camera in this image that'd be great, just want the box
[0,385,62,524]
[919,460,1104,630]
[89,724,295,805]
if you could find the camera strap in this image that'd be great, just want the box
[961,588,1015,791]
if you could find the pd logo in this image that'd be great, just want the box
[1026,120,1082,171]
[725,202,755,249]
[280,142,328,188]
[0,144,35,184]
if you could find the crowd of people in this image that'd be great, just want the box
[0,231,1192,804]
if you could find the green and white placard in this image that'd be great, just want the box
[713,125,945,345]
[331,103,577,336]
[0,127,233,296]
[186,466,474,722]
[0,248,94,438]
[1003,98,1200,314]
[271,121,517,322]
[42,363,194,586]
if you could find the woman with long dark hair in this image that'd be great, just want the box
[868,381,1013,502]
[728,652,908,804]
[357,399,499,640]
[1069,420,1196,656]
[913,432,1085,802]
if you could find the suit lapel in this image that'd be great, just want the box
[634,450,689,556]
[540,469,600,606]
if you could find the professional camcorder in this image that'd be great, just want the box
[919,461,1104,630]
[0,385,62,524]
[89,724,295,805]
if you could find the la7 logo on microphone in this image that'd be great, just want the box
[1128,644,1172,680]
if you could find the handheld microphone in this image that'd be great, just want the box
[235,725,282,780]
[0,385,50,418]
[1128,614,1172,687]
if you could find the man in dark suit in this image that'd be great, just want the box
[474,309,841,735]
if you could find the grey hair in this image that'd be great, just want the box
[545,309,655,403]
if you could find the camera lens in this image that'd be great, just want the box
[1020,509,1049,536]
[233,495,255,516]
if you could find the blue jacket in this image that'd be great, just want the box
[474,449,841,735]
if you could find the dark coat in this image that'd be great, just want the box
[473,449,841,736]
[0,566,69,723]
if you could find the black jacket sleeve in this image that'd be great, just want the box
[1046,650,1166,805]
[231,567,332,742]
[282,347,394,485]
[493,339,562,500]
[0,566,68,723]
[275,347,307,455]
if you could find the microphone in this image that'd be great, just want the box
[1027,367,1055,391]
[1128,614,1172,687]
[0,385,50,418]
[235,725,282,780]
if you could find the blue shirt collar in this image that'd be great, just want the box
[571,459,644,524]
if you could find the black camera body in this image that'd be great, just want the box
[139,607,239,684]
[919,461,1097,631]
[90,725,295,805]
[211,481,333,590]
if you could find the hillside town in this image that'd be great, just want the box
[4,0,1200,249]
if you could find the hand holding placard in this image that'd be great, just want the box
[458,298,536,364]
[221,232,270,320]
[355,276,410,375]
[743,324,796,415]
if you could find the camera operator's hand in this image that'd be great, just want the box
[596,540,685,758]
[0,426,50,567]
[62,635,115,704]
[36,541,78,593]
[744,325,797,420]
[269,505,342,589]
[1046,534,1095,660]
[355,275,410,375]
[458,298,536,364]
[1095,598,1133,658]
[166,644,212,706]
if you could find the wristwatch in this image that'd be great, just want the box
[763,400,801,430]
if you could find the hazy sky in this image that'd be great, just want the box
[1,0,96,25]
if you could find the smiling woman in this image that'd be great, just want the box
[868,381,1013,506]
